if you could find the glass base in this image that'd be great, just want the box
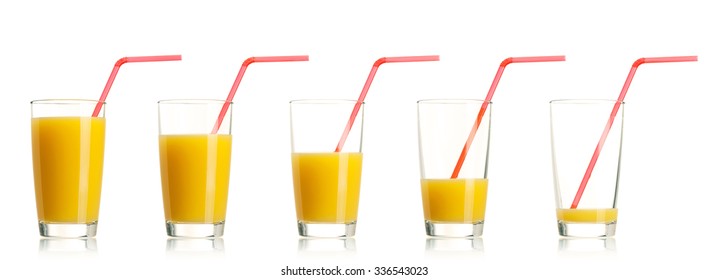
[298,221,356,238]
[39,221,97,238]
[558,221,616,237]
[166,221,224,238]
[425,220,483,237]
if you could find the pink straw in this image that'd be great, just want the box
[211,55,309,134]
[570,55,698,208]
[450,56,566,178]
[92,55,182,117]
[334,55,440,152]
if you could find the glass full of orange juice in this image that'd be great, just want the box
[158,100,233,238]
[550,99,623,237]
[31,99,106,238]
[417,99,492,237]
[290,100,364,238]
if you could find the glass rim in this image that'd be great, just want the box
[549,99,625,104]
[289,99,361,104]
[417,98,492,104]
[157,99,232,105]
[30,99,104,105]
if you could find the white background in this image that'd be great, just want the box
[1,0,707,279]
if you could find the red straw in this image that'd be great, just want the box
[211,55,309,134]
[334,55,440,152]
[570,56,698,208]
[92,55,182,117]
[450,56,566,178]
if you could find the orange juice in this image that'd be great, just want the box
[557,208,618,223]
[159,134,232,223]
[421,178,488,223]
[32,117,106,223]
[292,152,363,223]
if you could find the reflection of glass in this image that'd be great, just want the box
[39,238,98,255]
[426,237,484,253]
[557,237,616,255]
[166,238,225,256]
[298,238,357,255]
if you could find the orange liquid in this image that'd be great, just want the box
[292,152,362,223]
[159,134,232,223]
[32,117,106,223]
[556,208,618,223]
[421,178,488,223]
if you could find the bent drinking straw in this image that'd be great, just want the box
[92,55,182,117]
[334,55,440,152]
[211,55,309,134]
[450,56,566,178]
[570,55,698,208]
